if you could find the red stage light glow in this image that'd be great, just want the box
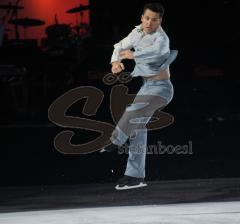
[0,0,89,42]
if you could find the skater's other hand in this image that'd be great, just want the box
[111,61,125,74]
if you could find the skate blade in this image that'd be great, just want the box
[115,182,147,190]
[99,148,107,153]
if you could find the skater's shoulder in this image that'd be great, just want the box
[133,24,143,34]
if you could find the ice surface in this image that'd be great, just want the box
[0,201,240,224]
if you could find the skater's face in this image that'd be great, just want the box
[141,9,162,34]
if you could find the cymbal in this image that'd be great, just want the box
[66,5,90,13]
[9,18,45,27]
[0,4,24,10]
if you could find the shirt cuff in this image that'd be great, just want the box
[133,48,143,58]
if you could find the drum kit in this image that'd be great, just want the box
[0,2,45,40]
[0,2,91,46]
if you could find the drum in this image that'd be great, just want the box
[45,24,71,39]
[45,24,72,49]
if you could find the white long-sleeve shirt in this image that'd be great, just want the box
[111,25,178,77]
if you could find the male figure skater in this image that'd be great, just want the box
[102,2,178,190]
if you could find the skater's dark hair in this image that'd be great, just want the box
[143,2,165,17]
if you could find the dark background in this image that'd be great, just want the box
[0,0,239,186]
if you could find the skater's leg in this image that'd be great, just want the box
[124,118,150,178]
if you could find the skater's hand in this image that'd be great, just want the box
[111,61,125,74]
[120,50,134,60]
